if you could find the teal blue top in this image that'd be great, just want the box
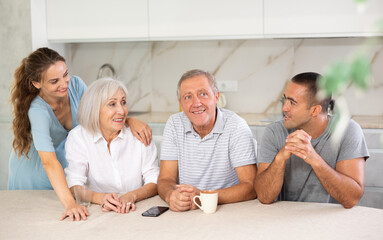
[8,76,87,190]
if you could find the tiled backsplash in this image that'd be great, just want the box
[69,38,383,116]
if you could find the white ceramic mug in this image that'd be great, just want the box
[193,190,218,214]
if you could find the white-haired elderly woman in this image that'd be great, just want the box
[65,79,159,214]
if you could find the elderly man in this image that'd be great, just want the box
[158,69,257,212]
[254,72,369,208]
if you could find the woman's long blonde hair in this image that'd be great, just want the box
[10,47,65,157]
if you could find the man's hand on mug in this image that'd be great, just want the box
[168,188,193,212]
[176,184,201,210]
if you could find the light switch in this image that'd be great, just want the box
[216,81,238,92]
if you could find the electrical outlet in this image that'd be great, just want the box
[217,81,238,92]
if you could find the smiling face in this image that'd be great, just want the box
[32,61,70,100]
[282,82,313,130]
[99,88,129,139]
[179,75,219,137]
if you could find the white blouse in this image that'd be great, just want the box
[65,125,159,194]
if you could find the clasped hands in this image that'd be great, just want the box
[101,193,136,214]
[168,184,201,212]
[283,129,321,166]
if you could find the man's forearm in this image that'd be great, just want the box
[255,157,287,204]
[312,160,364,208]
[157,179,176,204]
[217,182,256,204]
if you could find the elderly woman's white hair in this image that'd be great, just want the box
[77,78,129,134]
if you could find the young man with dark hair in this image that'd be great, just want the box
[254,72,369,208]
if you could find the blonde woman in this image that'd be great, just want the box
[65,79,159,213]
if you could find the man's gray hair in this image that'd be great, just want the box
[176,69,218,100]
[77,78,129,134]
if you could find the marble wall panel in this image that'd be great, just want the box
[69,42,152,112]
[68,38,383,116]
[294,38,383,116]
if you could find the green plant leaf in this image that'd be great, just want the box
[319,61,351,96]
[354,0,368,4]
[350,55,371,90]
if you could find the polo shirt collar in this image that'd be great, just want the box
[211,107,224,134]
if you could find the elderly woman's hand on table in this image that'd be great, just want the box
[101,193,122,213]
[118,193,137,213]
[100,193,137,214]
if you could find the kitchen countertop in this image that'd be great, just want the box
[129,111,383,129]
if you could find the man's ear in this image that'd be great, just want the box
[215,91,220,104]
[32,81,41,90]
[178,98,183,111]
[311,104,322,117]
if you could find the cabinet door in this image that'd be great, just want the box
[46,0,148,42]
[264,0,383,37]
[149,0,263,40]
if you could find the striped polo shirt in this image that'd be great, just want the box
[160,108,256,190]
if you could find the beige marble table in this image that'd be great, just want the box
[0,190,382,240]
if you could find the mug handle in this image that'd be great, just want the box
[193,195,203,210]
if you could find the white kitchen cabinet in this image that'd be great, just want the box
[46,0,148,42]
[264,0,383,37]
[148,0,263,40]
[45,0,383,42]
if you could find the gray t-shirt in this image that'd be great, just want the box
[259,116,369,203]
[161,108,256,190]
